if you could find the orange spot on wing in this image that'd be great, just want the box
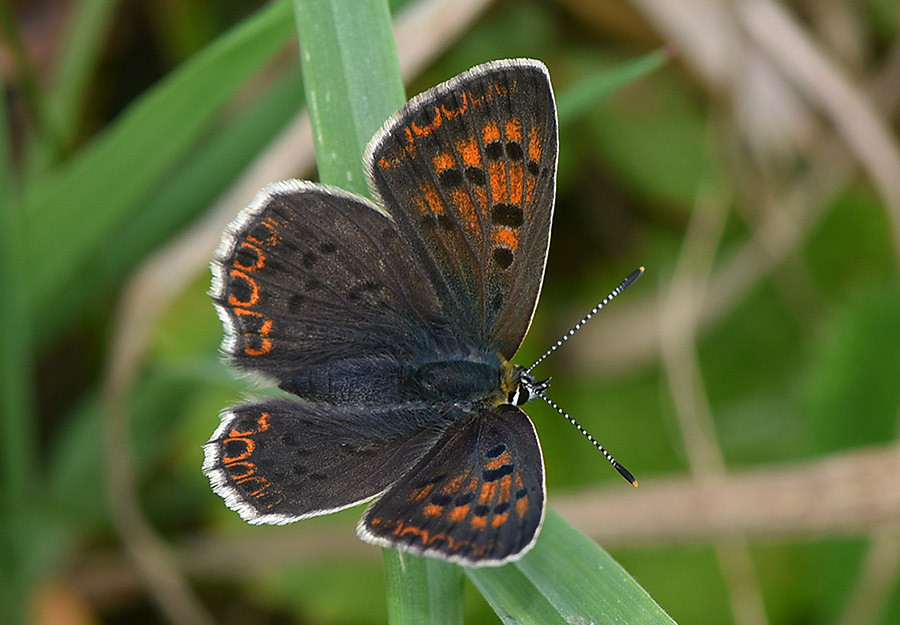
[394,521,458,550]
[491,512,509,528]
[244,319,273,356]
[409,484,434,502]
[516,495,529,518]
[234,242,265,272]
[410,106,443,136]
[450,189,479,235]
[490,81,510,99]
[456,137,482,167]
[485,452,512,470]
[492,227,519,252]
[228,270,259,307]
[225,461,256,480]
[528,125,543,162]
[223,437,254,463]
[504,118,523,141]
[442,471,468,494]
[525,177,536,208]
[488,162,507,204]
[448,505,470,523]
[420,183,444,215]
[470,516,487,530]
[237,476,284,507]
[473,187,489,214]
[376,127,418,170]
[442,91,468,119]
[499,474,512,503]
[247,217,281,247]
[479,481,498,504]
[228,412,270,437]
[423,503,443,517]
[509,162,524,204]
[482,121,500,143]
[432,152,455,173]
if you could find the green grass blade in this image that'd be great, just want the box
[292,0,405,197]
[555,48,670,125]
[467,564,569,625]
[470,509,676,624]
[0,62,42,625]
[32,68,304,340]
[291,1,462,621]
[22,0,295,327]
[0,66,36,503]
[384,550,465,625]
[27,0,116,175]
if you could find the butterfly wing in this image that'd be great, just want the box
[359,404,545,566]
[203,400,451,523]
[210,180,460,404]
[366,59,558,359]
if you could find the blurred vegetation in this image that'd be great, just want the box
[2,0,900,624]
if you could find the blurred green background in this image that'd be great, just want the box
[3,0,900,624]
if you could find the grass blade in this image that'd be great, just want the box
[469,509,676,624]
[555,48,670,125]
[33,68,304,339]
[291,1,463,622]
[26,0,116,175]
[384,550,465,625]
[467,564,569,625]
[22,0,295,329]
[291,0,405,197]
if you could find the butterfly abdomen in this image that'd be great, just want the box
[280,356,409,405]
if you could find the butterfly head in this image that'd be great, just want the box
[507,366,550,406]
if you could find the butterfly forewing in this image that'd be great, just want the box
[359,404,545,566]
[210,180,460,404]
[367,59,558,358]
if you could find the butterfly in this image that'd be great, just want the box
[204,58,635,567]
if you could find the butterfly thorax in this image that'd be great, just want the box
[415,354,516,407]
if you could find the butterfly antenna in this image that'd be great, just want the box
[526,267,644,375]
[533,389,638,487]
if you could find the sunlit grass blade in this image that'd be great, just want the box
[291,0,464,621]
[467,564,570,625]
[384,550,464,625]
[291,0,405,197]
[555,48,670,125]
[22,0,295,331]
[469,509,677,624]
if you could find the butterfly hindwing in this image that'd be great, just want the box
[367,59,558,358]
[203,399,448,523]
[359,404,545,566]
